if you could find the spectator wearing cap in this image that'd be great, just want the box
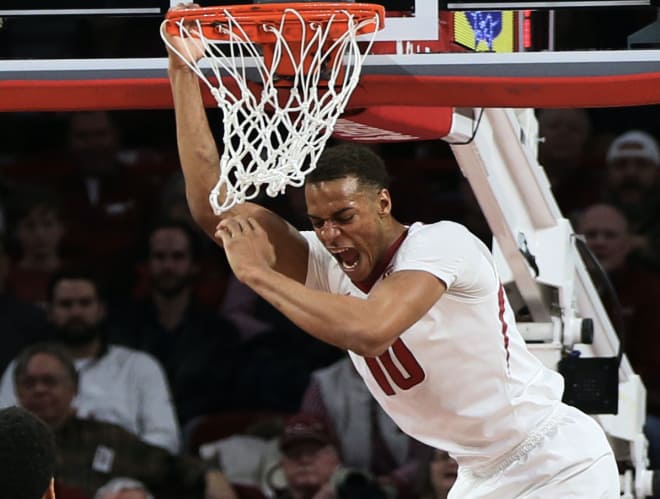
[300,356,427,498]
[272,413,391,499]
[604,129,660,270]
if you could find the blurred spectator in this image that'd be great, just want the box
[0,268,181,453]
[13,343,237,499]
[300,356,425,498]
[154,172,232,307]
[111,220,241,427]
[575,203,660,467]
[0,177,9,235]
[272,413,391,499]
[5,185,66,307]
[417,450,457,499]
[0,406,57,499]
[604,130,660,270]
[94,477,154,499]
[537,108,602,215]
[0,233,50,374]
[3,111,173,295]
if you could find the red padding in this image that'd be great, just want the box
[1,72,660,112]
[332,106,453,142]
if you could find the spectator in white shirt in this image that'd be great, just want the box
[0,267,181,453]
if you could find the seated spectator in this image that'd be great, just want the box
[575,203,660,467]
[154,171,232,307]
[94,477,154,499]
[0,406,57,499]
[0,268,181,453]
[300,356,425,498]
[0,233,50,374]
[5,185,66,307]
[111,220,241,427]
[14,343,237,499]
[417,450,458,499]
[272,413,391,499]
[536,108,602,216]
[604,129,660,270]
[3,111,175,295]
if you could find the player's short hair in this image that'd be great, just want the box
[307,143,391,191]
[14,342,80,392]
[0,406,57,499]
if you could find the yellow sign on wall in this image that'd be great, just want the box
[454,11,514,53]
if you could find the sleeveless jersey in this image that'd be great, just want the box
[302,221,564,471]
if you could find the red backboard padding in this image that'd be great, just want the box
[1,72,660,113]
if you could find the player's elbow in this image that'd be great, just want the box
[347,324,397,357]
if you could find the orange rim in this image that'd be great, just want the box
[164,2,385,41]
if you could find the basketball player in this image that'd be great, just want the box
[164,7,619,496]
[0,406,57,499]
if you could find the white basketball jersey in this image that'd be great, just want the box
[303,221,564,471]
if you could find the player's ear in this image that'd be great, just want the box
[377,188,392,216]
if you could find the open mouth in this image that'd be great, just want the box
[330,247,360,272]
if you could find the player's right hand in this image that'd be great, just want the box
[162,3,205,69]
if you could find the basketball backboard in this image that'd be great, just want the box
[1,0,660,115]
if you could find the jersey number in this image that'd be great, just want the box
[365,338,425,395]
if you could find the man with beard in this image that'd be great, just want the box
[0,268,181,453]
[605,129,660,270]
[111,220,240,428]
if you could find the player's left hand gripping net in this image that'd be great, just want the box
[161,5,383,214]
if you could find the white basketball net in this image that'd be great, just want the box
[161,7,381,214]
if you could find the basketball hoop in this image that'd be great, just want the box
[161,3,385,214]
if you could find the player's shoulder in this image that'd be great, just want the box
[408,220,472,239]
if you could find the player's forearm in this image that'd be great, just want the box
[244,268,396,356]
[168,66,222,236]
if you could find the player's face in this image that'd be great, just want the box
[15,353,76,428]
[305,176,392,282]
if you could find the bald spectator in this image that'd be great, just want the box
[604,130,660,270]
[576,203,660,467]
[0,406,57,499]
[94,478,154,499]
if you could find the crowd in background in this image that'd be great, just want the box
[1,104,659,498]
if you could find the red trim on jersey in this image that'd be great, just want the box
[497,284,511,370]
[353,228,409,294]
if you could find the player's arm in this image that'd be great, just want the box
[217,216,446,356]
[164,5,308,282]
